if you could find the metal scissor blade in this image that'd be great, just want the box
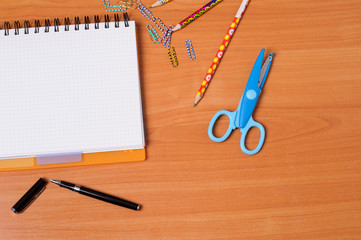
[238,49,265,128]
[258,53,273,88]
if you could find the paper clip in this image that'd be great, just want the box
[154,17,167,32]
[162,26,173,48]
[168,47,178,67]
[147,25,161,43]
[185,40,196,60]
[117,0,137,9]
[137,2,156,21]
[101,0,128,12]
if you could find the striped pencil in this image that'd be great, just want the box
[193,0,250,106]
[149,0,173,8]
[172,0,224,32]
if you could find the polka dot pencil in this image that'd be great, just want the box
[193,0,250,106]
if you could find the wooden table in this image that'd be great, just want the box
[1,0,361,239]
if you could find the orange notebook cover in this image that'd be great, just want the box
[0,149,146,172]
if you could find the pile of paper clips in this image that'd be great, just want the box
[137,3,172,47]
[101,0,196,67]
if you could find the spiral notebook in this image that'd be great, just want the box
[0,14,146,171]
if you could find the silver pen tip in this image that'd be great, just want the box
[50,180,60,185]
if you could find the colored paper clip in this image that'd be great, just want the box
[137,2,156,21]
[185,40,196,60]
[117,0,137,9]
[154,17,167,32]
[168,47,178,67]
[162,26,173,48]
[101,0,128,12]
[147,25,161,43]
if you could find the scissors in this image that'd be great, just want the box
[208,49,273,155]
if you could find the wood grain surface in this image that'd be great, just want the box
[1,0,361,239]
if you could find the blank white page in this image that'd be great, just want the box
[0,21,144,159]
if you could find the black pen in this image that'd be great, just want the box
[50,180,140,211]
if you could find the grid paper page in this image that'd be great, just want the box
[0,21,144,159]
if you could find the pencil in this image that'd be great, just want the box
[193,0,250,106]
[172,0,224,32]
[149,0,172,8]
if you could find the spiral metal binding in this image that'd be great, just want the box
[24,21,30,34]
[75,17,80,31]
[2,15,128,35]
[123,12,129,27]
[104,14,110,28]
[64,17,70,31]
[45,19,50,33]
[54,18,60,32]
[114,14,120,28]
[84,16,90,30]
[14,21,20,35]
[35,20,40,33]
[4,22,10,36]
[94,15,100,29]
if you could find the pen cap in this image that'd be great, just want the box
[11,178,47,214]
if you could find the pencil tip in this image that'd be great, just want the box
[194,96,201,106]
[172,25,180,32]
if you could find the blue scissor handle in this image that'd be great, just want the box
[240,117,265,155]
[208,110,237,142]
